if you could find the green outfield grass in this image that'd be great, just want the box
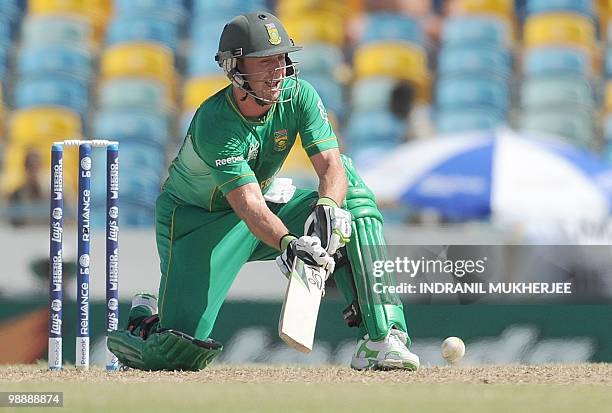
[2,364,612,413]
[2,381,612,413]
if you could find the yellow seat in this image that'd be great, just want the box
[0,84,4,141]
[459,0,514,19]
[597,0,608,34]
[29,0,106,15]
[183,76,230,111]
[345,0,364,17]
[101,43,175,87]
[524,13,595,50]
[29,0,110,41]
[6,107,82,195]
[354,42,431,102]
[282,12,345,46]
[282,139,311,169]
[605,81,612,113]
[9,107,82,145]
[282,111,339,175]
[1,140,79,196]
[278,0,349,20]
[0,104,4,142]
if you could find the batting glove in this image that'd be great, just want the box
[304,197,352,256]
[276,234,336,278]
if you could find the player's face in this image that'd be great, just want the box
[241,54,287,102]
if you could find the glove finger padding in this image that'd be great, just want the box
[276,235,335,277]
[304,205,352,255]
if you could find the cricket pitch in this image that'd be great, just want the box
[1,364,611,413]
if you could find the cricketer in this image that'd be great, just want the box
[108,11,419,372]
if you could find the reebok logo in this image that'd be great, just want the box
[215,155,244,167]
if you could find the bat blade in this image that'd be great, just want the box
[278,258,326,353]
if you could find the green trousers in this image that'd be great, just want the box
[155,188,319,340]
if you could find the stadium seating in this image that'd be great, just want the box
[28,0,109,17]
[442,16,511,47]
[2,107,82,195]
[438,47,512,77]
[344,109,406,167]
[0,83,4,135]
[101,43,175,83]
[282,12,345,46]
[183,76,229,111]
[520,76,594,109]
[604,81,612,112]
[603,115,612,140]
[93,110,170,148]
[193,0,268,16]
[180,111,195,136]
[106,15,180,53]
[17,45,92,79]
[0,16,13,45]
[300,74,344,119]
[1,142,73,196]
[28,0,110,41]
[436,76,510,112]
[8,107,81,145]
[277,0,346,19]
[354,42,429,101]
[360,13,425,46]
[436,108,506,133]
[523,47,591,76]
[351,77,398,112]
[112,141,167,176]
[437,7,514,135]
[0,0,21,24]
[113,0,186,24]
[117,203,156,227]
[526,0,594,17]
[0,45,8,81]
[524,13,595,50]
[21,15,93,46]
[3,0,612,228]
[187,14,231,77]
[605,50,612,77]
[345,110,406,144]
[291,43,344,76]
[459,0,515,21]
[14,75,89,118]
[519,108,595,148]
[90,152,163,201]
[98,78,171,112]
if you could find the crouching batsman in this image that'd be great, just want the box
[108,11,419,372]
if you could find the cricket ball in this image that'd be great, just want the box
[441,337,465,363]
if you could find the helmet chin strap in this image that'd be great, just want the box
[239,83,270,107]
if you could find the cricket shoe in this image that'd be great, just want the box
[126,293,159,338]
[350,328,420,371]
[131,292,158,315]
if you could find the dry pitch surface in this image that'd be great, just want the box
[1,364,612,413]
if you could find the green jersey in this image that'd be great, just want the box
[162,78,338,212]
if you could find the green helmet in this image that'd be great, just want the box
[217,12,302,59]
[215,12,301,104]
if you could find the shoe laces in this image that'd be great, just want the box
[388,329,408,346]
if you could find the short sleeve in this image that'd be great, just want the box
[297,79,339,157]
[192,112,257,195]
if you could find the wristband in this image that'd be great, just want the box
[279,233,298,251]
[316,197,338,208]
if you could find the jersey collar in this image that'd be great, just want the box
[225,86,277,125]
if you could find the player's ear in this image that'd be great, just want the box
[286,54,296,76]
[236,57,245,72]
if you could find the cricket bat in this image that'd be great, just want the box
[278,258,328,353]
